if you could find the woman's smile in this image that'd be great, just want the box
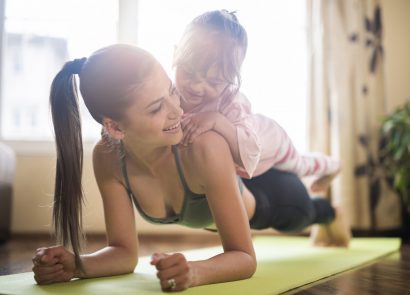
[163,121,181,133]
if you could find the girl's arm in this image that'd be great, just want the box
[182,92,261,178]
[32,142,138,284]
[182,111,242,166]
[152,132,256,291]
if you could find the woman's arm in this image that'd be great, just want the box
[32,142,138,283]
[77,142,139,278]
[189,132,256,285]
[152,132,256,290]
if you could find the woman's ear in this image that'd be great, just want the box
[102,118,125,140]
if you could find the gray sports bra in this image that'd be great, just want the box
[120,144,243,228]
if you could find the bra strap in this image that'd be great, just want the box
[171,145,190,193]
[119,141,134,201]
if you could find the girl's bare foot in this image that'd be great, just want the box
[310,206,351,247]
[310,168,341,193]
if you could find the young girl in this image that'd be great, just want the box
[174,10,340,191]
[32,44,350,292]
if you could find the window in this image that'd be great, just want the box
[0,0,118,140]
[1,0,307,152]
[136,0,308,151]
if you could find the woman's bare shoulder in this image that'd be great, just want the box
[184,131,233,171]
[177,131,235,191]
[191,131,229,155]
[92,139,122,179]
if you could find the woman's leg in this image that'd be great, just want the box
[242,168,335,232]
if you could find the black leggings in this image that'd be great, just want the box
[242,168,335,233]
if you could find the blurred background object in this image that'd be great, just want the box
[0,142,15,242]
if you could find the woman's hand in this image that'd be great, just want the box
[150,252,194,292]
[32,245,77,285]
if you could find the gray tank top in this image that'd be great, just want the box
[120,144,243,228]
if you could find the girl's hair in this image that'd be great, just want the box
[49,44,156,271]
[173,10,248,98]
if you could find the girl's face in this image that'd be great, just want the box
[175,63,230,112]
[121,64,183,147]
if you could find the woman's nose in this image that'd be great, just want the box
[168,95,183,118]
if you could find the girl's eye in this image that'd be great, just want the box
[209,80,226,88]
[182,68,195,80]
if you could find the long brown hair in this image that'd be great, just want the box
[49,45,156,271]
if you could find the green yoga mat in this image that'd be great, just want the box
[0,237,400,295]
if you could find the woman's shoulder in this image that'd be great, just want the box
[192,130,228,150]
[178,131,236,191]
[92,138,122,179]
[182,131,232,168]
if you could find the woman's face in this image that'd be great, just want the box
[175,63,230,112]
[121,64,183,147]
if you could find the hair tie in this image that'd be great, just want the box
[69,57,87,74]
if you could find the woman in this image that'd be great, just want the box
[32,44,350,292]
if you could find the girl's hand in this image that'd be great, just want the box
[32,246,77,285]
[181,112,220,146]
[150,252,194,292]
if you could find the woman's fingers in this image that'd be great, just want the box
[33,246,66,265]
[153,253,192,291]
[34,268,65,284]
[158,268,191,292]
[35,273,70,285]
[150,253,169,265]
[32,263,63,275]
[32,246,76,285]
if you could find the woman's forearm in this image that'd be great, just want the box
[189,250,257,287]
[76,246,138,279]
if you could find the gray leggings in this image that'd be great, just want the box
[242,168,335,232]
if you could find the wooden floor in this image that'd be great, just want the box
[1,234,409,294]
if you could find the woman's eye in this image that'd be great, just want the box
[151,103,162,114]
[170,85,177,95]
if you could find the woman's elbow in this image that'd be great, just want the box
[120,247,138,274]
[123,257,138,274]
[248,257,257,278]
[241,254,257,279]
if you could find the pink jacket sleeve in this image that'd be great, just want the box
[219,93,262,178]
